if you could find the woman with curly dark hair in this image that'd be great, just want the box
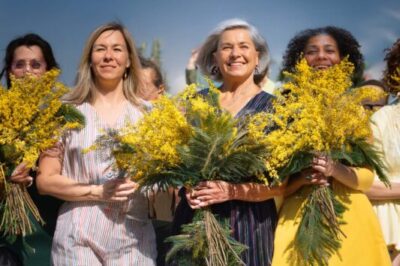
[367,38,400,265]
[280,26,365,86]
[383,39,400,92]
[272,27,391,266]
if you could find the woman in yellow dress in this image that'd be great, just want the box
[272,26,391,266]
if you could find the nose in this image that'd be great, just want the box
[22,64,33,74]
[230,46,240,58]
[104,48,113,61]
[317,50,328,59]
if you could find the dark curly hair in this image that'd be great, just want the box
[281,26,364,86]
[383,38,400,93]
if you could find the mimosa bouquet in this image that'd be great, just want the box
[0,69,85,241]
[386,65,400,94]
[264,58,389,265]
[89,82,274,266]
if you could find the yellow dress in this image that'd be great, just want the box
[272,168,391,266]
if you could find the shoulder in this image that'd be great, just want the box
[371,104,398,126]
[254,91,275,102]
[249,91,275,111]
[72,102,90,114]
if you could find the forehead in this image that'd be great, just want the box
[219,28,254,44]
[13,45,44,60]
[306,34,338,47]
[94,30,127,45]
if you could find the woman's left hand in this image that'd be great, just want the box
[312,155,337,177]
[189,180,233,208]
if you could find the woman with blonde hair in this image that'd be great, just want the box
[37,22,156,265]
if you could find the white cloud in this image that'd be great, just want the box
[379,28,399,43]
[383,8,400,21]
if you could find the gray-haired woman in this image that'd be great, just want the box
[172,18,283,266]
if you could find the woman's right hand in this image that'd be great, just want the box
[93,178,138,202]
[9,163,33,187]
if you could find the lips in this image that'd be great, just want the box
[228,62,245,66]
[100,65,116,69]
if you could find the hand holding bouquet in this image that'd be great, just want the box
[89,82,274,266]
[264,58,389,265]
[0,69,84,240]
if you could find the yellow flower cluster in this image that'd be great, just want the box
[388,66,400,93]
[264,59,383,178]
[115,96,192,181]
[0,69,80,168]
[95,81,273,186]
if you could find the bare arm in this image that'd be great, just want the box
[366,180,400,200]
[37,153,137,202]
[283,170,329,197]
[185,180,284,209]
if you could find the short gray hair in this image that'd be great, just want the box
[196,18,270,84]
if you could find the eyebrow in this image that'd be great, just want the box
[306,44,336,49]
[93,43,125,48]
[220,41,251,46]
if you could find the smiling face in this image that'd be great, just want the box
[213,28,259,82]
[11,45,47,78]
[90,30,130,83]
[304,34,341,70]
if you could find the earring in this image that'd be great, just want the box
[254,65,260,75]
[123,69,128,79]
[211,66,220,75]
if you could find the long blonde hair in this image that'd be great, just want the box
[63,22,143,108]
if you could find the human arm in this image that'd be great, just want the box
[185,49,199,85]
[283,169,329,197]
[36,149,137,202]
[366,180,400,200]
[185,180,284,209]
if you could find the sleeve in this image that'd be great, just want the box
[351,167,374,192]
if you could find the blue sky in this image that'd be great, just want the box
[1,0,399,93]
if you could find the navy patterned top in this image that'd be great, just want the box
[172,90,278,266]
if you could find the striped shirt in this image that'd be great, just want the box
[52,102,156,266]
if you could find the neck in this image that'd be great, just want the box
[93,79,126,106]
[221,76,259,96]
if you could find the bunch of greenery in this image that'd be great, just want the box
[89,82,274,266]
[265,58,389,265]
[0,69,85,241]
